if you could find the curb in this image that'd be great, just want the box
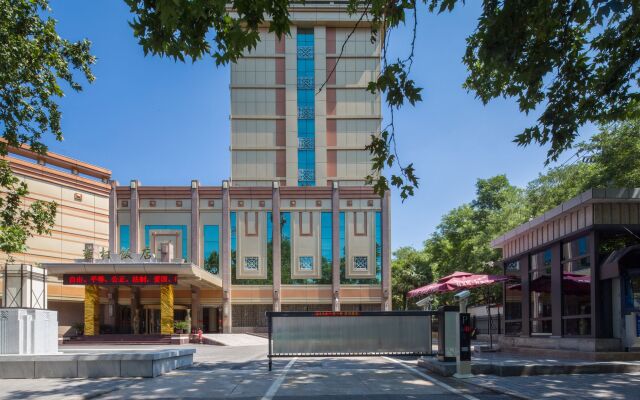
[462,377,533,400]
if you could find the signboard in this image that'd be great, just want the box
[459,312,472,361]
[63,274,178,286]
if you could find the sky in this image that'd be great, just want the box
[48,1,595,252]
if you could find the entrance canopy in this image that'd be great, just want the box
[44,262,222,289]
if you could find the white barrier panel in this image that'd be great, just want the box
[267,311,435,370]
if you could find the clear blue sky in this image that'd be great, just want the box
[49,1,594,252]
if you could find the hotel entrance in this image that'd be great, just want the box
[45,259,223,337]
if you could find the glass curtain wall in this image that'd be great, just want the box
[297,29,315,186]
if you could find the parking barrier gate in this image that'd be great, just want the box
[266,311,437,370]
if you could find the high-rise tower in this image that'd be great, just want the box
[230,2,381,187]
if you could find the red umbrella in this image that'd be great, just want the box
[408,271,511,298]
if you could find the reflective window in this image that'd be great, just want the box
[530,249,552,335]
[504,260,522,336]
[562,236,591,336]
[297,29,315,186]
[203,225,219,274]
[119,225,130,252]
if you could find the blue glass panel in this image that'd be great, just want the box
[119,225,130,252]
[376,211,382,281]
[321,212,332,265]
[203,225,219,274]
[144,225,188,259]
[297,29,315,187]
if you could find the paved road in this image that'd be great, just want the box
[3,344,511,399]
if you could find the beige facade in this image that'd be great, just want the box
[230,2,382,187]
[0,146,111,335]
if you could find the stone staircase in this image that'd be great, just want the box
[64,334,173,345]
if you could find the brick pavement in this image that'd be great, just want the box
[467,372,640,399]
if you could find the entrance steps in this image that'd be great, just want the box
[64,334,173,345]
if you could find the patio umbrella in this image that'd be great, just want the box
[407,271,511,298]
[407,271,511,350]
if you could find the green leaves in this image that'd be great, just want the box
[459,0,640,163]
[0,160,56,258]
[125,0,291,65]
[0,0,95,155]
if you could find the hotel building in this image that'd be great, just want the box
[3,1,391,336]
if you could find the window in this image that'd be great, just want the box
[296,29,315,186]
[203,225,219,274]
[244,256,259,271]
[119,225,130,252]
[299,256,314,271]
[530,249,552,335]
[561,236,591,336]
[504,260,522,336]
[353,256,368,271]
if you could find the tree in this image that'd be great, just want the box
[391,246,432,309]
[125,0,639,198]
[578,116,640,188]
[1,0,95,154]
[0,161,56,260]
[1,0,93,260]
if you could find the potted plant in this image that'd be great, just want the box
[71,322,84,336]
[174,320,190,334]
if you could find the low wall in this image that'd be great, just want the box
[0,348,194,378]
[499,335,622,352]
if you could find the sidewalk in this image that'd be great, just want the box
[466,372,640,399]
[200,333,268,346]
[419,350,640,377]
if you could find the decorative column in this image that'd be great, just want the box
[191,285,201,332]
[108,181,118,253]
[160,285,174,335]
[130,180,140,253]
[191,180,200,265]
[272,182,282,312]
[381,190,392,311]
[332,182,340,311]
[84,285,100,336]
[221,180,232,332]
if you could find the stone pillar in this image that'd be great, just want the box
[108,181,118,253]
[191,180,200,265]
[381,190,392,311]
[130,287,140,334]
[221,180,232,332]
[272,182,282,312]
[84,285,100,336]
[160,285,174,335]
[191,285,202,332]
[130,180,140,253]
[332,182,340,311]
[551,242,562,337]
